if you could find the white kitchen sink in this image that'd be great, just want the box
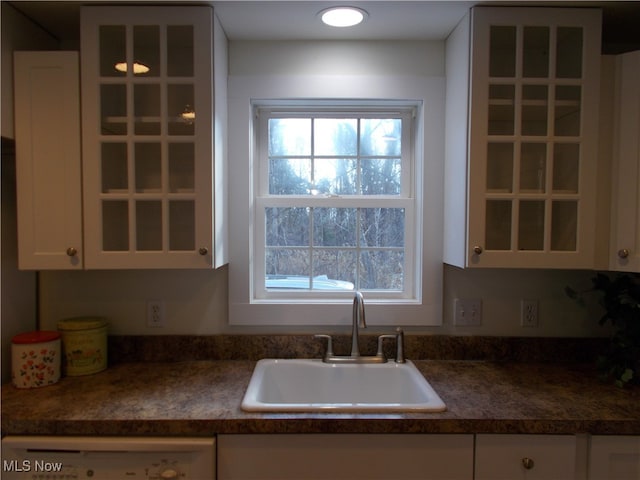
[241,358,446,412]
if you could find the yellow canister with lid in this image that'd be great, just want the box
[57,317,108,376]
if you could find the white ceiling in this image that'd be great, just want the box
[7,1,476,42]
[213,1,474,40]
[6,0,640,51]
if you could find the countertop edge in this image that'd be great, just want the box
[4,419,640,437]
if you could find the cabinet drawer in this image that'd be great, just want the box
[475,434,576,480]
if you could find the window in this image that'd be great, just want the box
[253,102,419,302]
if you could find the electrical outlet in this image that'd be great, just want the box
[147,300,165,328]
[521,299,539,327]
[454,298,482,326]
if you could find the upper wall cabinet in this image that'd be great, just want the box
[445,7,602,268]
[609,51,640,272]
[80,7,228,269]
[14,52,83,270]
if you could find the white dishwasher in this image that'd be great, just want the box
[1,436,215,479]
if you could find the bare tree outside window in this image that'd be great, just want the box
[264,115,407,291]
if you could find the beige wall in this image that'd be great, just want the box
[37,265,604,336]
[2,28,606,338]
[1,2,58,138]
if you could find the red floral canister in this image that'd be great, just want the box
[11,331,61,388]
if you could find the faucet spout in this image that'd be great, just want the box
[315,290,384,364]
[351,291,366,357]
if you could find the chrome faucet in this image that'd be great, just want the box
[351,291,366,357]
[314,291,387,364]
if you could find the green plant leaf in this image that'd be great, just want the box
[567,273,640,387]
[620,368,634,384]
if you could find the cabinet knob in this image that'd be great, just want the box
[473,246,483,255]
[521,457,535,470]
[66,247,78,257]
[618,248,630,259]
[199,247,209,256]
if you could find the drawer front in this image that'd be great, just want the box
[475,434,576,480]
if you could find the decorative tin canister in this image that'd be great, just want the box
[57,317,108,376]
[11,331,61,388]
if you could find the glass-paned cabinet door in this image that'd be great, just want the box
[81,7,214,268]
[468,7,601,268]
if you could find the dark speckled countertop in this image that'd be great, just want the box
[2,358,639,436]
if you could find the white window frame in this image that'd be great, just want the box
[227,71,444,327]
[254,103,418,302]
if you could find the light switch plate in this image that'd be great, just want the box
[453,298,482,326]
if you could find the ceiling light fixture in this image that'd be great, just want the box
[319,6,367,28]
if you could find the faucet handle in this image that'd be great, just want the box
[395,328,405,363]
[376,334,395,360]
[376,329,406,363]
[313,334,334,358]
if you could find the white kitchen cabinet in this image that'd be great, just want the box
[13,51,83,270]
[609,51,640,272]
[589,435,640,480]
[445,7,602,268]
[80,6,227,269]
[217,434,474,480]
[475,434,577,479]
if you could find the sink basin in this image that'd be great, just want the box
[241,359,446,412]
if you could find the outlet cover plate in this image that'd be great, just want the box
[147,300,166,328]
[521,299,539,327]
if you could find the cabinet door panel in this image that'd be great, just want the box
[218,434,473,480]
[81,7,218,269]
[589,436,640,480]
[475,434,576,480]
[446,7,602,269]
[14,52,83,269]
[610,51,640,272]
